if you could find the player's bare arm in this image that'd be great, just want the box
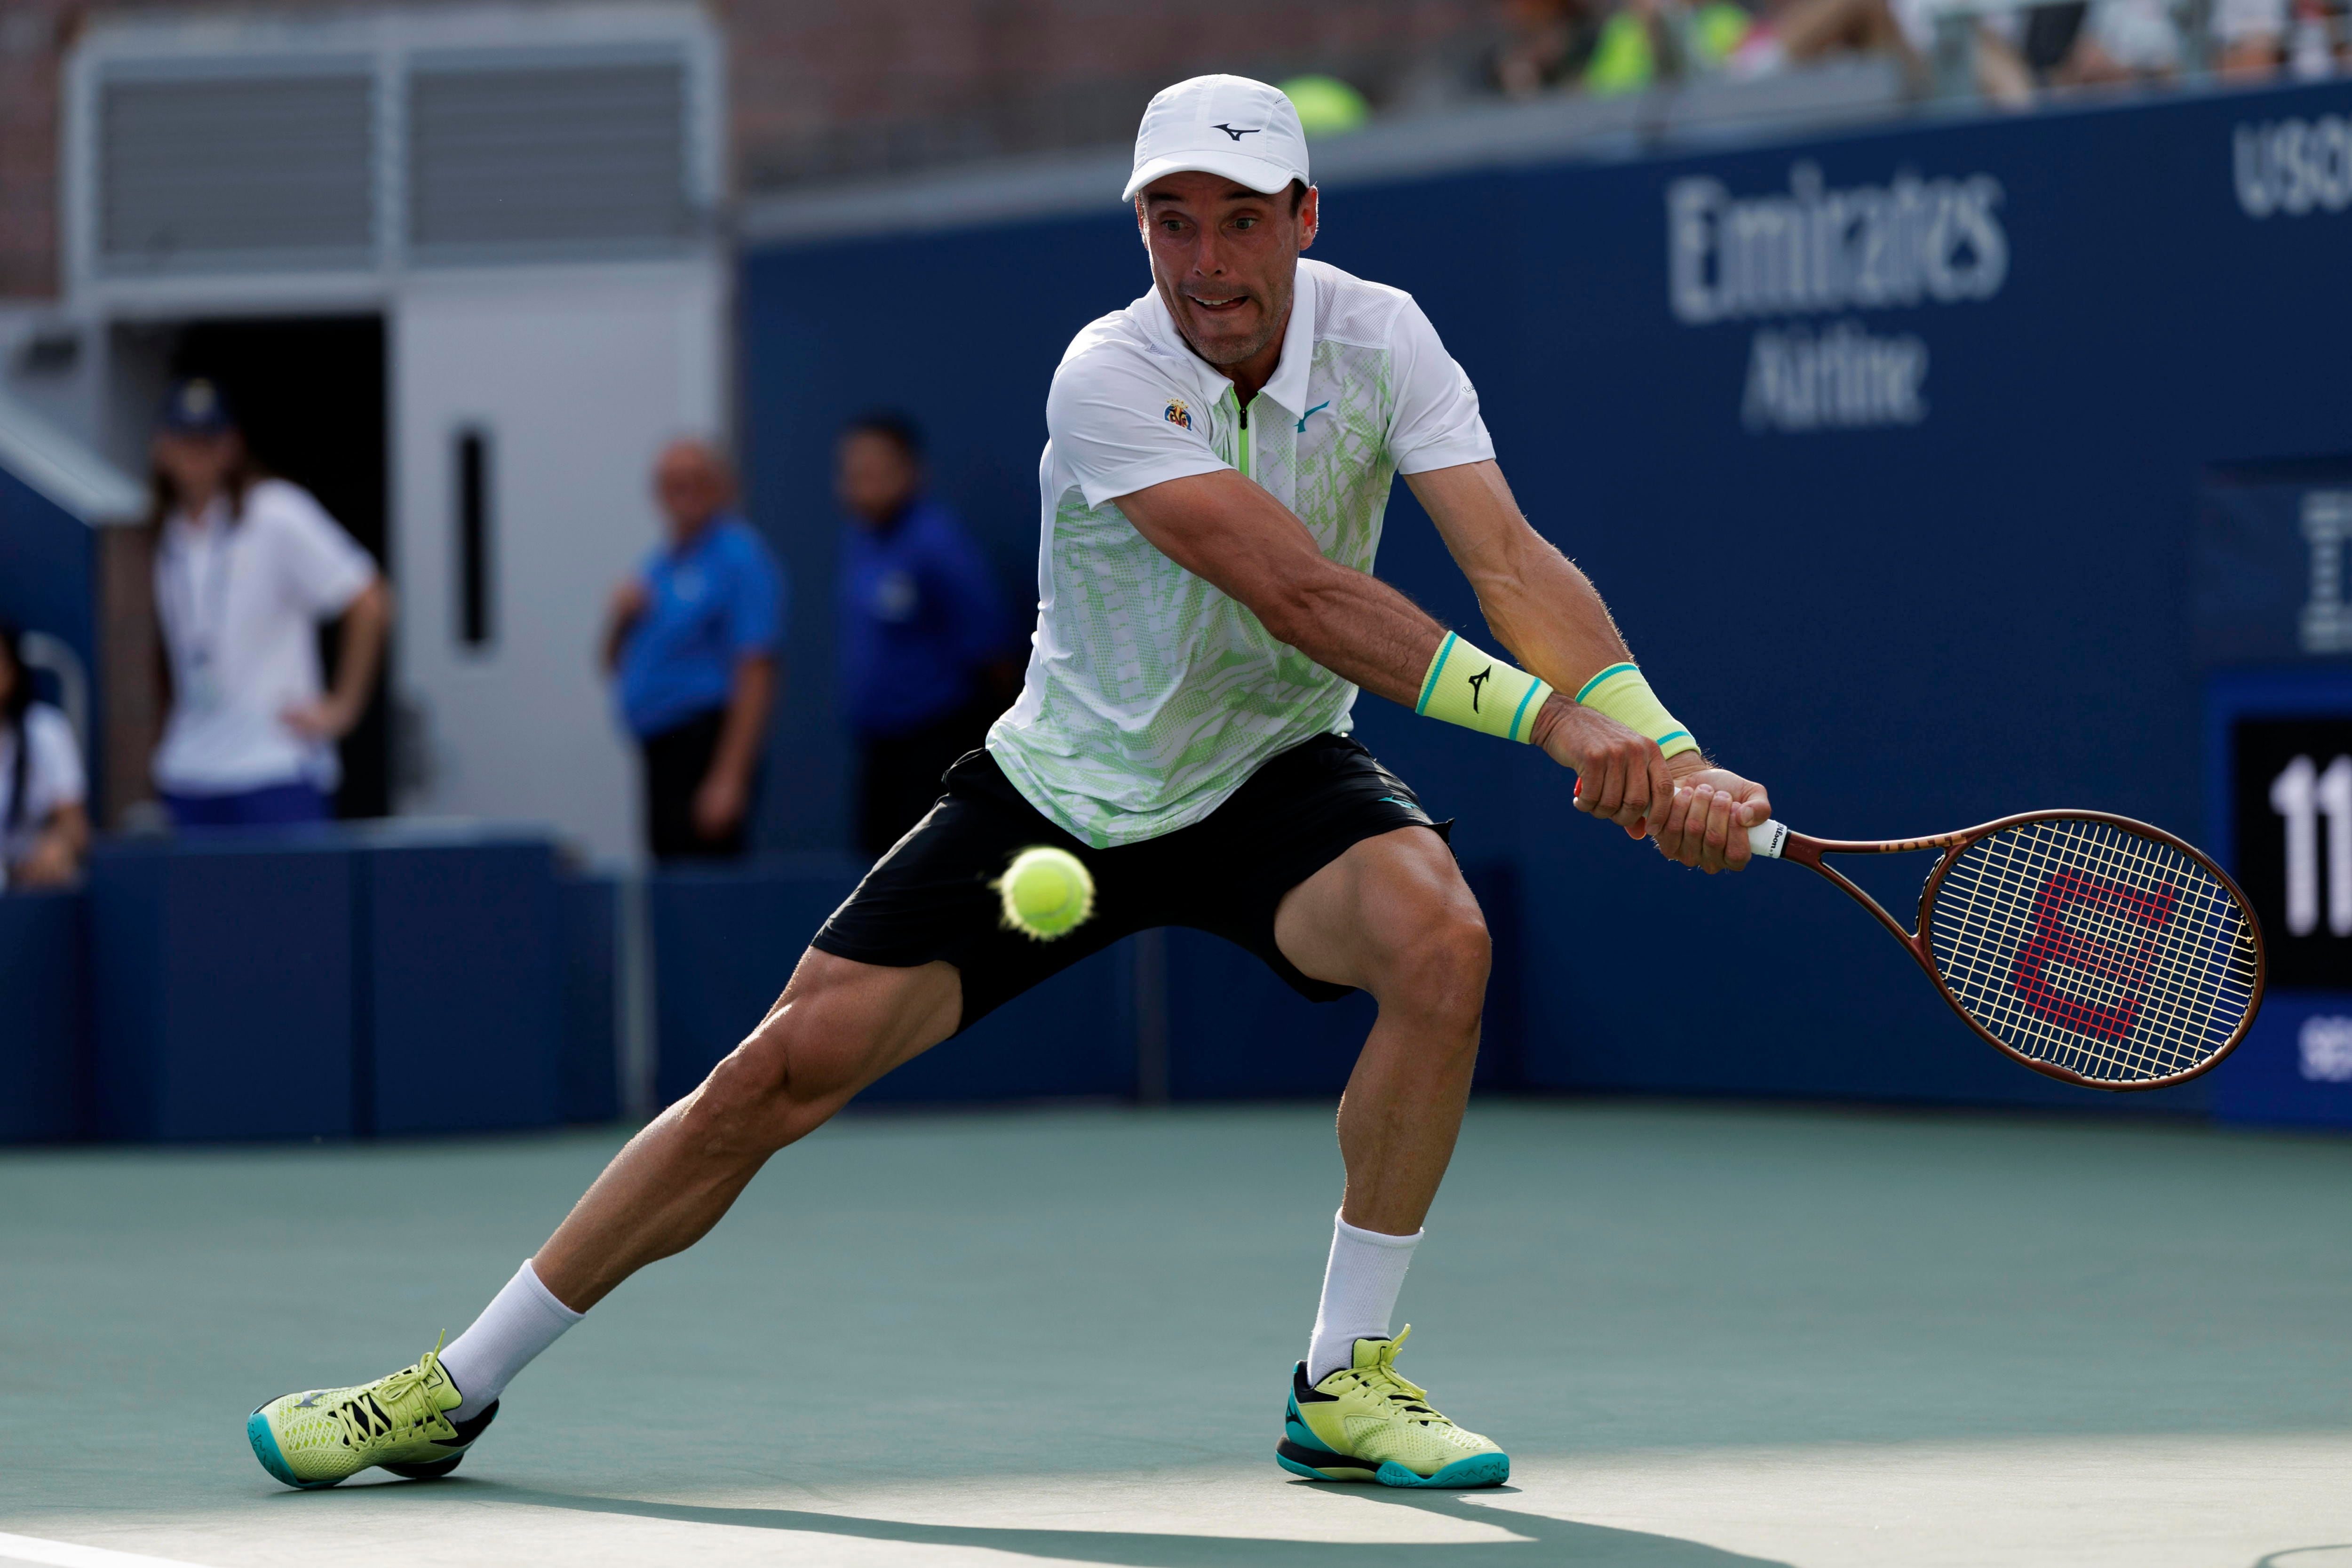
[1405,459,1772,872]
[1113,465,1769,872]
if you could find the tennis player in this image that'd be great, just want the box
[247,73,1771,1494]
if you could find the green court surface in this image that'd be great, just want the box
[5,1100,2351,1567]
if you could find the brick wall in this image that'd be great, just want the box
[0,1,79,299]
[0,0,1498,300]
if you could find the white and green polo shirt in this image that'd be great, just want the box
[988,257,1494,848]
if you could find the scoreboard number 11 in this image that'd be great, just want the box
[2269,754,2352,938]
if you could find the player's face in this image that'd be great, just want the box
[1138,174,1319,374]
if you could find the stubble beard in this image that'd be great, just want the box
[1159,272,1290,371]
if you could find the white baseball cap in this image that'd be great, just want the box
[1121,75,1311,204]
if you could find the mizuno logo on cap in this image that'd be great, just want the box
[1212,124,1261,141]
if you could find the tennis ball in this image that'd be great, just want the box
[996,846,1096,941]
[1279,74,1369,139]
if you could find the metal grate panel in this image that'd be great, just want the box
[409,62,690,250]
[100,74,374,265]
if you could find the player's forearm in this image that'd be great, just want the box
[1405,462,1633,694]
[1473,540,1635,699]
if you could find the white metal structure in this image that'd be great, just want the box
[54,2,727,864]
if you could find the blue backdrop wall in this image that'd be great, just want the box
[740,80,2352,1110]
[0,466,97,718]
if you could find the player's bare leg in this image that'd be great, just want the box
[534,950,963,1311]
[1275,826,1490,1236]
[243,951,962,1488]
[1269,824,1510,1487]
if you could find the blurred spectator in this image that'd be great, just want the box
[834,413,1014,859]
[1730,0,2035,103]
[0,623,88,891]
[1585,0,1761,91]
[2285,0,2340,74]
[1494,0,1604,91]
[2215,0,2289,73]
[2050,0,2182,83]
[148,379,390,830]
[604,440,783,863]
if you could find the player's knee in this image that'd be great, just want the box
[690,1009,853,1154]
[1381,905,1490,1029]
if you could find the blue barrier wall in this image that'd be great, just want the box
[70,833,586,1142]
[560,875,621,1124]
[0,465,96,696]
[741,80,2352,1111]
[0,891,86,1142]
[360,840,562,1137]
[89,841,358,1141]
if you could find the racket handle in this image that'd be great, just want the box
[1748,820,1789,859]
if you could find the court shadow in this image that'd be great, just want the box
[2252,1549,2352,1566]
[450,1477,1792,1566]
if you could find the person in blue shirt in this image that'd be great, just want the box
[604,440,784,861]
[834,413,1014,857]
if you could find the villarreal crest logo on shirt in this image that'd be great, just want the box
[1163,398,1191,430]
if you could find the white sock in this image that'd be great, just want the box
[438,1260,584,1421]
[1306,1212,1422,1383]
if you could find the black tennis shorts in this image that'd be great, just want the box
[811,732,1448,1032]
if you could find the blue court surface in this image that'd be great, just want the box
[5,1099,2351,1567]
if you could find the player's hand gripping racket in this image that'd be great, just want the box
[1742,811,2265,1089]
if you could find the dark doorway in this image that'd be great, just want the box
[168,316,389,818]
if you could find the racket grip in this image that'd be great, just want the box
[1747,820,1789,859]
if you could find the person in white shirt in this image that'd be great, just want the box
[146,379,390,829]
[0,623,88,891]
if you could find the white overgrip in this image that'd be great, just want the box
[1747,820,1789,860]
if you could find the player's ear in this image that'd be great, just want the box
[1296,185,1319,252]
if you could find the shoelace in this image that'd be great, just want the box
[1344,1326,1447,1425]
[327,1359,434,1450]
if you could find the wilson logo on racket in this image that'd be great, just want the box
[2007,871,2178,1043]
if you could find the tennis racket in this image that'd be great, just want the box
[1742,811,2265,1090]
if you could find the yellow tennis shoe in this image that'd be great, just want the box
[246,1348,497,1489]
[1276,1326,1510,1488]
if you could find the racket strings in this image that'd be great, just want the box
[1944,825,2244,1081]
[1926,818,2256,1084]
[1934,823,2250,1080]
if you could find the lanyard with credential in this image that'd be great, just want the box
[168,515,235,709]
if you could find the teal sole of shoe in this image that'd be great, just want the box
[1374,1453,1511,1489]
[1276,1448,1510,1489]
[246,1410,341,1490]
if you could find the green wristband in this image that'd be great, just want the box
[1571,662,1699,760]
[1414,632,1553,743]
